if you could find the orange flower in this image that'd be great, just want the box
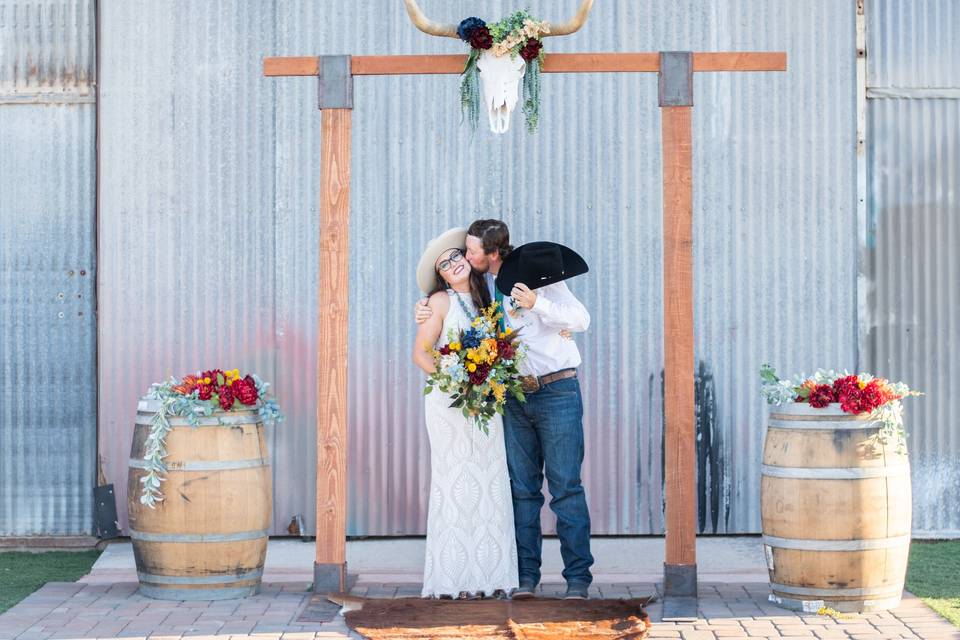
[173,375,199,395]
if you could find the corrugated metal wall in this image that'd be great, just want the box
[97,0,859,536]
[866,0,960,536]
[0,0,96,535]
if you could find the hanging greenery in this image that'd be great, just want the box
[460,48,482,132]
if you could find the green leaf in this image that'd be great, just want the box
[423,386,433,396]
[759,363,779,384]
[217,373,225,386]
[461,47,480,75]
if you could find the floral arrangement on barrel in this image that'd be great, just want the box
[425,302,526,434]
[458,10,549,133]
[139,368,283,508]
[760,364,921,452]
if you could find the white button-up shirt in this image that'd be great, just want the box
[485,273,590,377]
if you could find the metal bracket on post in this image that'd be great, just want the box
[663,563,698,620]
[314,561,355,594]
[318,55,353,110]
[659,51,693,107]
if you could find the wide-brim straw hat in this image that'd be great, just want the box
[416,227,468,295]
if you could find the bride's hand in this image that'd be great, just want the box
[415,298,433,324]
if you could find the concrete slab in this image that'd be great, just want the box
[82,536,769,584]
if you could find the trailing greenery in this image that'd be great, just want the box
[522,53,543,133]
[460,48,482,132]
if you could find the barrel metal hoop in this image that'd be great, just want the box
[770,581,902,597]
[761,464,910,479]
[768,418,880,430]
[137,567,263,585]
[135,414,261,427]
[129,529,268,543]
[128,458,267,471]
[763,534,911,551]
[768,593,903,613]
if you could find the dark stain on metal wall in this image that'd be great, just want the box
[658,361,729,534]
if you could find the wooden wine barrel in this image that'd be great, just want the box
[761,402,911,613]
[127,398,272,600]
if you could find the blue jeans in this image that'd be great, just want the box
[504,376,593,587]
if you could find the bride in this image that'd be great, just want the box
[412,227,519,599]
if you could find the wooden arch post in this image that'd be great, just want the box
[264,50,785,619]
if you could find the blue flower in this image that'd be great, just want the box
[462,328,483,349]
[457,16,486,42]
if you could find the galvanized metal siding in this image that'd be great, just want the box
[0,0,96,535]
[96,3,284,531]
[100,0,856,535]
[866,1,960,536]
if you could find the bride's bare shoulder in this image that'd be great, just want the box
[427,291,450,312]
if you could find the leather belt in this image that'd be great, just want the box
[519,368,577,394]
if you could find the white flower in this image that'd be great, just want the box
[439,354,460,371]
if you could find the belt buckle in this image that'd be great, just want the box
[519,375,540,394]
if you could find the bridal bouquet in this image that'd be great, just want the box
[425,302,526,434]
[760,364,921,450]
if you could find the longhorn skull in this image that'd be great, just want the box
[477,51,526,134]
[403,0,595,133]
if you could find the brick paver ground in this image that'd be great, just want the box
[0,580,956,640]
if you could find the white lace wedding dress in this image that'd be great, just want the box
[421,290,519,598]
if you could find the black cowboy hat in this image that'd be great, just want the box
[495,241,589,296]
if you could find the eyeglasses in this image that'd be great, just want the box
[436,249,465,273]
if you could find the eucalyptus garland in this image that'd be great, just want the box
[457,10,548,134]
[139,369,283,508]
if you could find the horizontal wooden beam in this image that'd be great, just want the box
[693,52,786,72]
[263,52,786,77]
[264,56,320,76]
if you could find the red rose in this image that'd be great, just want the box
[469,26,493,50]
[439,345,451,356]
[859,380,884,412]
[235,376,259,406]
[832,375,860,402]
[519,37,542,62]
[218,385,235,411]
[809,384,834,409]
[469,363,491,386]
[496,340,514,360]
[840,388,862,414]
[197,383,214,401]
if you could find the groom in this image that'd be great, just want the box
[416,219,594,600]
